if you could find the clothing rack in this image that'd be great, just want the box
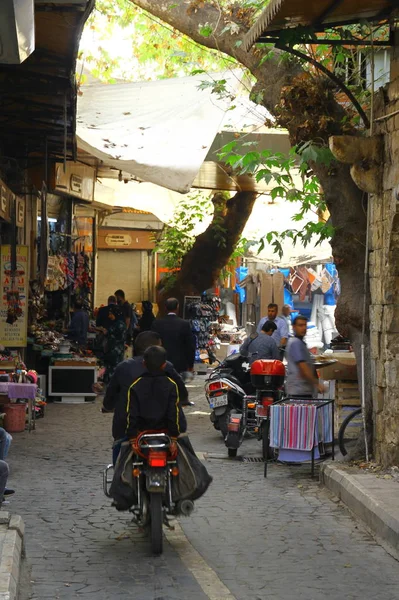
[266,396,335,478]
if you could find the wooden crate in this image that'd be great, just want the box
[334,380,361,433]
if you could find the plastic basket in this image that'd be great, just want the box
[3,403,26,433]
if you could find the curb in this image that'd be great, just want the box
[320,463,399,560]
[0,512,25,600]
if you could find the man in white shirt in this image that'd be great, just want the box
[257,303,288,347]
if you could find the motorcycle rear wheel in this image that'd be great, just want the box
[150,493,163,555]
[228,448,237,458]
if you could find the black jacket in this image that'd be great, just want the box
[151,315,195,373]
[103,357,188,440]
[126,372,181,438]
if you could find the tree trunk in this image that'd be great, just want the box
[132,0,373,429]
[157,191,257,314]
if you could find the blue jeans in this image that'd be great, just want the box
[0,428,12,461]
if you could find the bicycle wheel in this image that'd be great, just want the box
[150,493,163,555]
[338,407,362,457]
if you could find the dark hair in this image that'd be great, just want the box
[114,289,125,299]
[165,298,179,312]
[262,320,277,333]
[108,295,116,304]
[142,300,153,312]
[134,331,162,356]
[293,315,308,326]
[268,303,278,310]
[144,346,167,373]
[74,299,83,310]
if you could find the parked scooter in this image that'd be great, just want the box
[205,353,257,457]
[250,359,285,469]
[103,432,193,555]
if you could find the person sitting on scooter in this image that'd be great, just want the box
[240,320,280,364]
[102,331,188,465]
[126,346,182,441]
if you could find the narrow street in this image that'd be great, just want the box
[8,378,399,600]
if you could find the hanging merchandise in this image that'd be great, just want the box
[321,267,334,294]
[74,252,93,301]
[184,294,221,361]
[306,267,322,292]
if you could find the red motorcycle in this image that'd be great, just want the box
[250,360,285,471]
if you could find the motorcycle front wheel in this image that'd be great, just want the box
[150,493,163,555]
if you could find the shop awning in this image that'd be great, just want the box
[243,0,397,50]
[0,1,93,162]
[77,72,278,194]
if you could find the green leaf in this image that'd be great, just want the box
[199,24,213,38]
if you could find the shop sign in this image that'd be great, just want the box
[105,233,132,247]
[16,196,25,227]
[55,162,95,202]
[0,180,11,222]
[70,174,82,194]
[98,228,155,250]
[0,245,29,347]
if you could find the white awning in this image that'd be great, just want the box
[77,71,267,194]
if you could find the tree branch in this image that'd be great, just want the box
[129,0,303,111]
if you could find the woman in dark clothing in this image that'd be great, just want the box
[138,301,155,332]
[103,304,127,382]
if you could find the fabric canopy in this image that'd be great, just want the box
[94,179,332,266]
[77,71,267,194]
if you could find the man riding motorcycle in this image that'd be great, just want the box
[102,330,188,464]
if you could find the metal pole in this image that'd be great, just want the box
[360,30,375,463]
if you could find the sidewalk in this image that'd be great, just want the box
[321,462,399,560]
[0,512,24,600]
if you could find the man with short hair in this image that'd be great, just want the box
[151,298,196,375]
[282,304,293,337]
[286,315,324,397]
[240,320,280,364]
[103,331,189,464]
[257,303,288,347]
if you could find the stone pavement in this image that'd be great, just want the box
[3,377,399,600]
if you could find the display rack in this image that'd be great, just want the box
[183,294,220,361]
[267,396,335,478]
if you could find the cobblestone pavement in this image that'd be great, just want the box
[5,377,399,600]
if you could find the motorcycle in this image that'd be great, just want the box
[205,353,257,457]
[250,359,285,473]
[103,432,194,555]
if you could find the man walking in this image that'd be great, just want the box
[240,321,280,364]
[285,315,324,397]
[257,303,288,348]
[151,298,196,376]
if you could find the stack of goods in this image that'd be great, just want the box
[29,324,66,353]
[329,334,352,352]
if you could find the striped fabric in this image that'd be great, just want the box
[270,403,333,450]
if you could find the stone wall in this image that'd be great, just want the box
[370,45,399,466]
